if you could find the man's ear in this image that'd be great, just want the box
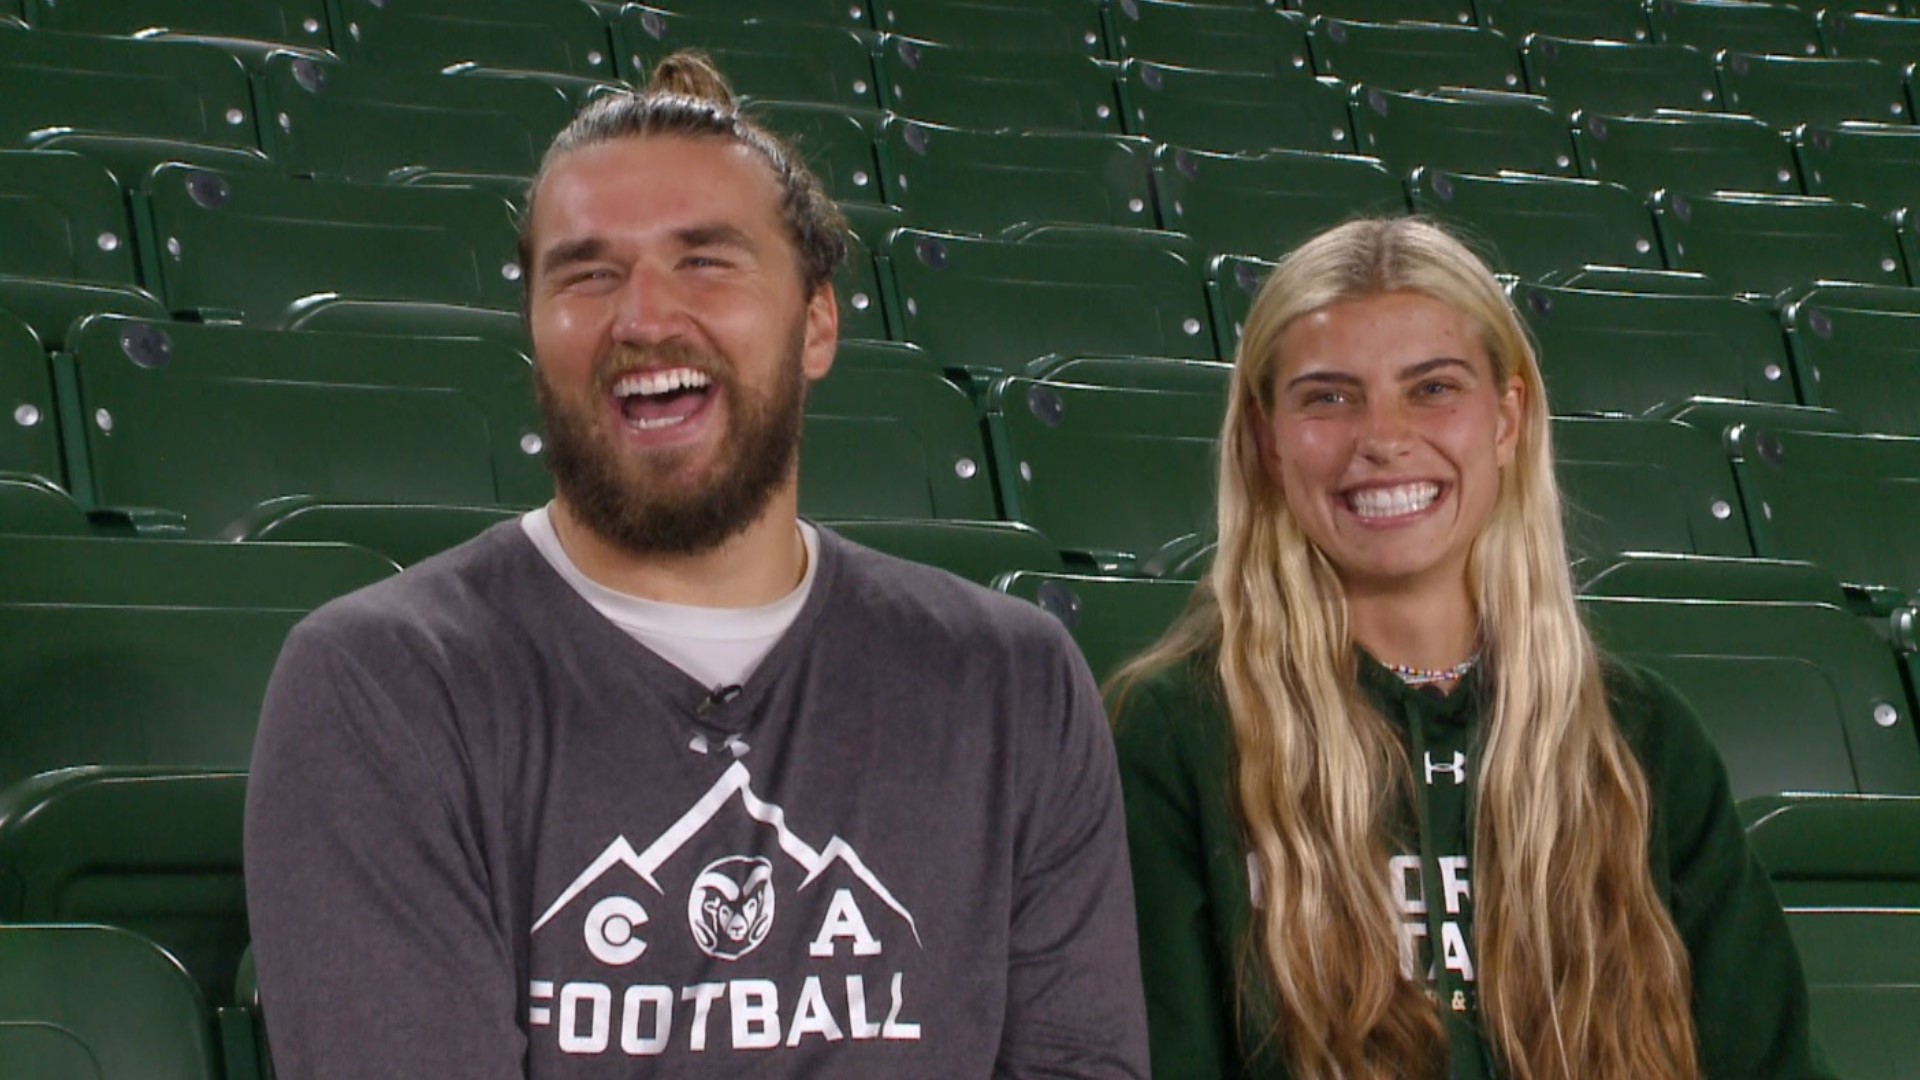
[802,283,838,382]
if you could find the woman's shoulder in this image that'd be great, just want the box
[1110,652,1233,768]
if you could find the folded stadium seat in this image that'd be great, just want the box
[799,366,1000,520]
[1795,122,1920,216]
[1818,10,1920,66]
[883,228,1216,384]
[1650,190,1907,298]
[0,150,142,293]
[133,164,521,331]
[1470,0,1650,44]
[1294,0,1476,26]
[997,571,1199,680]
[1101,0,1313,76]
[1022,354,1234,393]
[327,0,616,79]
[1741,793,1920,1080]
[1581,596,1920,797]
[875,119,1156,236]
[1510,282,1798,414]
[837,229,890,341]
[0,767,248,1008]
[1150,145,1404,268]
[870,0,1105,54]
[1647,0,1822,58]
[616,0,872,29]
[874,36,1124,134]
[1116,59,1358,155]
[0,474,96,535]
[1348,86,1578,178]
[744,102,888,210]
[984,373,1226,573]
[22,0,330,50]
[1552,415,1755,567]
[821,519,1066,585]
[1717,53,1911,128]
[0,923,224,1080]
[613,7,882,110]
[0,307,60,492]
[1537,265,1724,294]
[1787,280,1920,315]
[1307,17,1526,92]
[1407,168,1664,281]
[57,315,550,537]
[1520,35,1722,115]
[253,53,573,194]
[1579,551,1849,603]
[1572,109,1800,198]
[1782,302,1920,436]
[0,277,166,353]
[0,26,262,153]
[242,503,519,567]
[1207,254,1275,352]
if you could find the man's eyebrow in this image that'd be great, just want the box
[676,223,757,252]
[537,237,605,277]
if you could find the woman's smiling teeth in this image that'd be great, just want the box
[1345,481,1441,519]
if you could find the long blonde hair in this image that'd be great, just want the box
[1113,218,1698,1079]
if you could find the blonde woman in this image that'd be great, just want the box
[1110,218,1829,1079]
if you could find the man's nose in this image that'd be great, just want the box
[612,264,691,346]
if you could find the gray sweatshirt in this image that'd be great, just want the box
[245,523,1149,1078]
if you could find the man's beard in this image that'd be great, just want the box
[535,329,807,558]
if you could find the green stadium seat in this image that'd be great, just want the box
[327,0,616,78]
[1582,597,1920,798]
[134,165,522,327]
[823,519,1065,585]
[871,0,1103,53]
[1408,168,1663,280]
[743,102,887,207]
[838,230,889,341]
[1349,86,1578,178]
[1538,265,1723,293]
[1117,59,1357,154]
[0,923,223,1080]
[1295,0,1476,26]
[1101,0,1312,75]
[1785,281,1920,316]
[1471,0,1650,44]
[985,374,1224,572]
[1572,109,1800,197]
[1521,35,1722,115]
[1782,302,1920,435]
[635,0,870,26]
[1795,122,1920,215]
[23,0,331,50]
[1717,53,1910,128]
[1579,552,1847,604]
[0,277,166,352]
[874,35,1123,133]
[27,134,273,194]
[1818,10,1920,67]
[256,54,573,187]
[1206,254,1275,352]
[0,150,139,290]
[613,7,881,109]
[1152,146,1404,265]
[0,767,248,1006]
[997,571,1197,681]
[1651,190,1906,296]
[1553,415,1754,566]
[1307,17,1526,92]
[0,474,94,535]
[800,365,998,520]
[1648,0,1821,58]
[875,119,1156,235]
[0,27,261,154]
[1510,283,1797,414]
[1024,354,1235,393]
[0,308,58,491]
[241,503,517,567]
[59,316,549,535]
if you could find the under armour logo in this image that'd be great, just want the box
[1424,750,1466,786]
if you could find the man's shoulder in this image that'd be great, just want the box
[820,527,1079,654]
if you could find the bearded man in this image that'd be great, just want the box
[243,52,1148,1080]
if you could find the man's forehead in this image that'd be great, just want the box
[534,134,783,230]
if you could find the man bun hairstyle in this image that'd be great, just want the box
[517,49,849,296]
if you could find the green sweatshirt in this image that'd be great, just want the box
[1114,650,1833,1079]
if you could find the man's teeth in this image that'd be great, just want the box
[613,368,713,399]
[629,415,687,431]
[1347,482,1440,518]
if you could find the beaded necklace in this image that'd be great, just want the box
[1386,653,1479,687]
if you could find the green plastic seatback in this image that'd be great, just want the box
[258,54,573,186]
[0,26,260,151]
[1783,303,1920,435]
[0,923,221,1080]
[1795,122,1920,216]
[1573,110,1801,198]
[1206,255,1275,353]
[800,366,998,520]
[61,316,549,535]
[1579,552,1847,603]
[0,767,248,1007]
[1472,0,1651,44]
[1307,18,1525,93]
[1582,597,1920,798]
[1101,0,1311,75]
[870,0,1104,53]
[0,308,58,490]
[823,519,1064,586]
[1117,60,1356,155]
[987,374,1225,573]
[1294,0,1475,25]
[328,0,616,78]
[0,277,166,352]
[23,0,331,49]
[1510,283,1797,414]
[241,503,517,567]
[1409,168,1663,280]
[1717,53,1910,128]
[1025,355,1234,393]
[136,165,522,326]
[877,120,1156,236]
[0,475,92,534]
[744,102,887,207]
[996,571,1197,682]
[1153,147,1403,268]
[634,0,870,28]
[1818,10,1920,66]
[1651,191,1906,296]
[1552,416,1754,565]
[1521,35,1722,115]
[873,36,1124,134]
[1349,86,1578,179]
[0,151,140,286]
[839,230,889,341]
[613,8,880,109]
[1647,0,1822,57]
